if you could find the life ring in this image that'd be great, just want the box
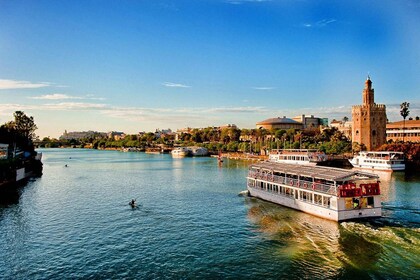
[289,179,294,186]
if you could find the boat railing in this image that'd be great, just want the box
[248,171,337,195]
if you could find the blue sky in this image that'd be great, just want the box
[0,0,419,138]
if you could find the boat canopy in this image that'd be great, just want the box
[249,162,378,182]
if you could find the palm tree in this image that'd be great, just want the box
[400,102,410,142]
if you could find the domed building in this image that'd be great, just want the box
[256,116,303,130]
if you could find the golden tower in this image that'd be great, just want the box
[351,77,387,150]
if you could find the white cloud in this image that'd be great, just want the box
[31,94,82,100]
[317,19,336,27]
[30,93,106,101]
[302,19,336,28]
[0,79,52,89]
[42,102,107,110]
[162,82,191,88]
[205,106,269,113]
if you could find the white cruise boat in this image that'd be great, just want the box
[171,147,191,158]
[349,151,405,171]
[268,149,328,165]
[247,162,381,221]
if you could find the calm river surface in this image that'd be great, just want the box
[1,149,419,279]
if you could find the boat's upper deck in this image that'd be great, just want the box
[270,149,320,155]
[249,162,378,182]
[358,151,404,159]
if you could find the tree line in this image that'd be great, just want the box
[40,126,354,155]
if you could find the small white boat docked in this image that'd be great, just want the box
[268,149,328,165]
[171,147,191,158]
[247,162,382,221]
[349,151,405,171]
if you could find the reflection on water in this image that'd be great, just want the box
[245,170,420,279]
[0,178,37,206]
[246,199,343,279]
[0,188,21,206]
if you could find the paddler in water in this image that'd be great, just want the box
[129,199,136,208]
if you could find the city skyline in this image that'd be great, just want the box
[1,0,419,138]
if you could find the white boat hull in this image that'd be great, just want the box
[248,186,381,222]
[350,151,405,172]
[349,160,405,171]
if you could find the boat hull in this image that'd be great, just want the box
[350,161,405,171]
[247,186,381,222]
[349,151,405,172]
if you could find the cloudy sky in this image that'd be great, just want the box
[0,0,419,138]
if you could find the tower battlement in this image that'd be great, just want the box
[352,103,386,110]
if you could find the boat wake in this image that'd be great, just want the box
[245,199,420,279]
[238,190,249,197]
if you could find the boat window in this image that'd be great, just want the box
[323,197,331,208]
[367,197,374,207]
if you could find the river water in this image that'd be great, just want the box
[0,149,419,279]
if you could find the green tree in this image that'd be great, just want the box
[12,111,38,141]
[400,102,410,143]
[0,111,38,152]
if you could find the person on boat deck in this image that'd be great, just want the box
[353,198,360,209]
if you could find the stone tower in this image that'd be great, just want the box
[351,77,387,150]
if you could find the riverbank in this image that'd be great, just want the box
[0,155,43,189]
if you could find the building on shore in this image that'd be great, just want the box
[386,119,420,142]
[107,131,126,140]
[292,115,327,129]
[256,116,303,130]
[351,77,387,150]
[330,120,353,140]
[155,128,175,139]
[59,130,107,140]
[219,124,238,130]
